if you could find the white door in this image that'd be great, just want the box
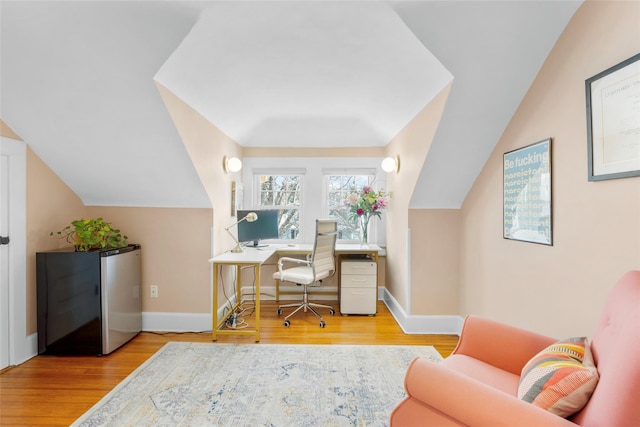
[1,148,9,368]
[0,137,27,369]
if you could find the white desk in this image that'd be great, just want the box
[209,248,275,342]
[209,244,381,341]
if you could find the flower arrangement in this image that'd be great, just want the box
[345,186,388,245]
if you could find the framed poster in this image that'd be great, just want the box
[503,138,552,245]
[586,53,640,181]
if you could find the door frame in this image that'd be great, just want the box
[1,136,27,367]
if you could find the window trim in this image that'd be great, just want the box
[252,171,305,243]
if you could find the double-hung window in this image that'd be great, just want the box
[325,171,375,241]
[255,172,303,240]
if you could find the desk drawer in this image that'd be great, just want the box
[340,288,377,315]
[341,261,376,275]
[340,275,376,288]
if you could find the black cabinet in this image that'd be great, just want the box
[36,245,142,356]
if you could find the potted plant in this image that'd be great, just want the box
[51,218,128,252]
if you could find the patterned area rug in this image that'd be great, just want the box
[72,342,442,427]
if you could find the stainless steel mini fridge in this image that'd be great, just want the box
[36,244,142,356]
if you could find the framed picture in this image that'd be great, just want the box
[231,181,243,216]
[586,53,640,181]
[503,138,552,245]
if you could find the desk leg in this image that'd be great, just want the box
[275,278,280,302]
[255,264,261,342]
[235,264,242,300]
[212,263,218,341]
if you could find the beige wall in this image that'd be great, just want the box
[243,147,386,158]
[384,84,452,311]
[408,209,460,315]
[459,0,640,338]
[85,206,212,313]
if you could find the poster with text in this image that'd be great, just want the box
[503,138,552,245]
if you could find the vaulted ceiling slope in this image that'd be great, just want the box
[0,1,582,208]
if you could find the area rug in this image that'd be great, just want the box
[72,342,442,427]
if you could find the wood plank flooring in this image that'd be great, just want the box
[0,300,458,426]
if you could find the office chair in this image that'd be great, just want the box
[274,219,338,327]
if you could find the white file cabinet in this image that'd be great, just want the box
[340,260,377,315]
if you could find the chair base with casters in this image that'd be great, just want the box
[277,281,335,327]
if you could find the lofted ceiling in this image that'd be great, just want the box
[0,0,582,208]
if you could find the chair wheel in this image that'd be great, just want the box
[329,309,335,315]
[277,308,282,315]
[320,321,326,328]
[284,320,290,327]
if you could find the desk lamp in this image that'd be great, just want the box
[226,212,258,253]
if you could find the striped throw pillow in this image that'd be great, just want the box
[517,337,599,418]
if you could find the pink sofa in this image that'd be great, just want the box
[390,270,640,426]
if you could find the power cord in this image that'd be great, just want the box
[224,312,248,329]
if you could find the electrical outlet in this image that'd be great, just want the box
[150,285,158,298]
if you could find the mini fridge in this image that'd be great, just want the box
[36,244,142,356]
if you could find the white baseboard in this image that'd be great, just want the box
[242,285,339,301]
[20,333,38,364]
[142,293,245,332]
[142,288,463,335]
[380,288,464,335]
[142,312,212,332]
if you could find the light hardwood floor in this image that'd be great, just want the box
[0,300,458,426]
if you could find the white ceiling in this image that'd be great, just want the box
[0,0,582,208]
[154,1,453,148]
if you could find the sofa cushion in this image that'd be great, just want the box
[518,337,599,418]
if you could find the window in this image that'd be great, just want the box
[326,173,374,240]
[256,173,302,240]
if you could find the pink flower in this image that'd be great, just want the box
[356,208,364,216]
[347,193,360,205]
[363,186,371,194]
[376,197,387,208]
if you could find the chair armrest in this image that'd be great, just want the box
[277,256,310,267]
[398,357,576,427]
[276,256,310,276]
[453,315,556,375]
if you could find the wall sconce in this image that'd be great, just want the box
[381,156,400,173]
[225,211,258,253]
[223,156,242,173]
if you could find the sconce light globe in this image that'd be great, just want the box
[381,156,399,173]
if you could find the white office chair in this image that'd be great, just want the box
[274,219,338,327]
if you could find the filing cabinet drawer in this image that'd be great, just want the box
[340,275,377,288]
[341,261,377,275]
[340,288,377,315]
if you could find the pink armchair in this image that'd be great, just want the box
[390,270,640,426]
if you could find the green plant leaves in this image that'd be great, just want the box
[51,217,128,252]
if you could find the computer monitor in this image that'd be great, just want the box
[236,209,279,247]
